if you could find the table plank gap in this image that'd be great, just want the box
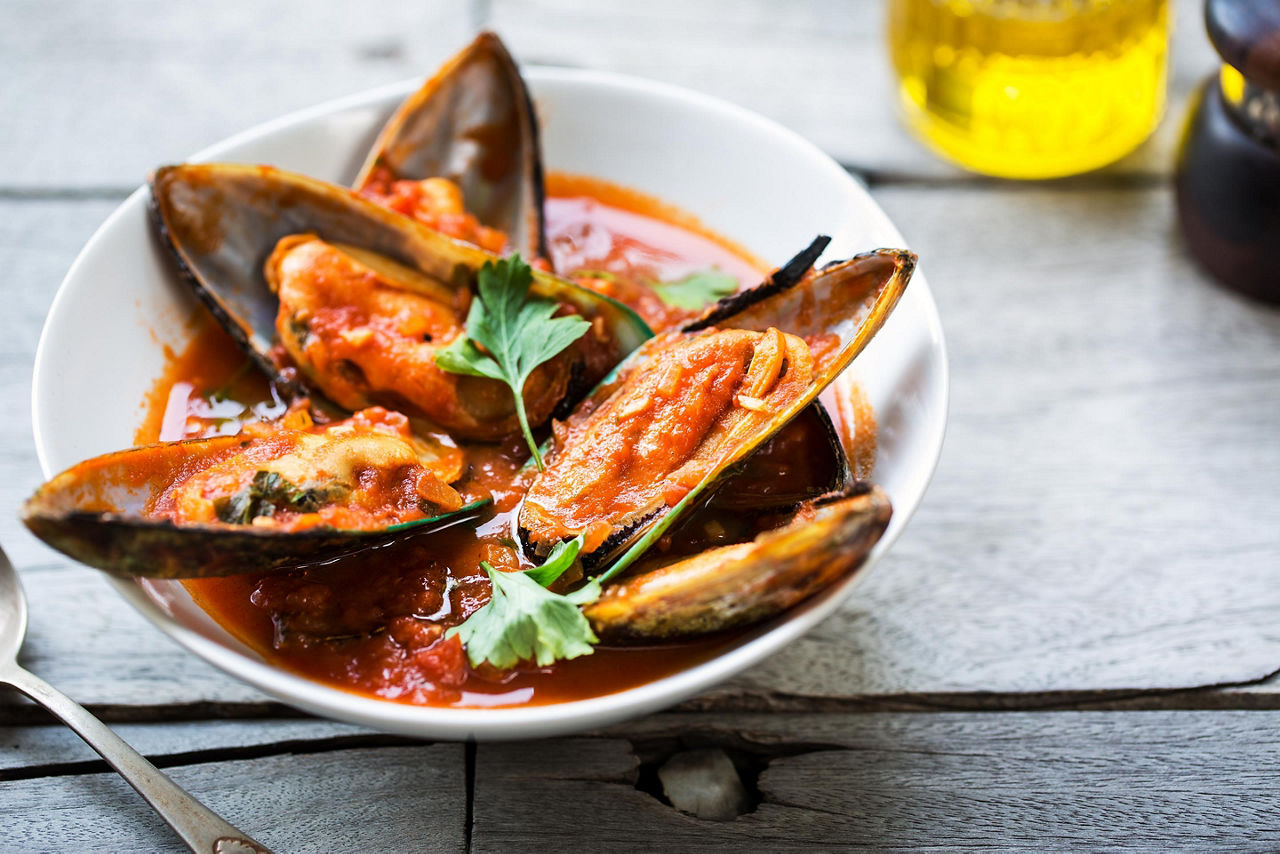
[0,718,373,773]
[1,732,420,783]
[0,744,467,854]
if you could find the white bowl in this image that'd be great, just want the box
[32,67,948,740]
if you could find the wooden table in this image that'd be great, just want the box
[4,1,1279,850]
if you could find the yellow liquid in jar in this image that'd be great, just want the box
[889,0,1170,178]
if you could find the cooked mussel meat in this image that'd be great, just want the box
[21,407,488,578]
[149,163,650,440]
[520,246,914,573]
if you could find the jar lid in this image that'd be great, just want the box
[1207,0,1280,91]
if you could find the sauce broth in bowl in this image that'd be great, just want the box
[131,174,869,708]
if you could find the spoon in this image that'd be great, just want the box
[0,544,271,853]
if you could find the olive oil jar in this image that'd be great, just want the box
[889,0,1171,178]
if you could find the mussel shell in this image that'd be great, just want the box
[584,485,891,642]
[149,163,650,414]
[545,394,853,570]
[21,435,489,579]
[354,31,547,259]
[685,247,917,341]
[704,398,851,511]
[520,241,914,576]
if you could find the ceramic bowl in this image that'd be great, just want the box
[32,67,948,740]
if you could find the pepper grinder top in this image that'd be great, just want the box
[1175,0,1280,303]
[1209,1,1280,143]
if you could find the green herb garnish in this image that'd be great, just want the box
[651,268,739,310]
[216,471,331,524]
[435,255,591,471]
[447,535,601,669]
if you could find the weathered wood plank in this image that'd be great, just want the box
[488,0,1215,181]
[694,180,1280,705]
[0,0,477,189]
[12,711,1278,851]
[2,0,1216,188]
[0,719,373,773]
[7,563,271,713]
[0,743,466,853]
[4,180,1280,713]
[475,711,1280,851]
[0,199,125,571]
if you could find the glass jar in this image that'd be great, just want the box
[888,0,1171,178]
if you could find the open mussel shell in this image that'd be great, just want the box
[706,399,852,512]
[584,485,892,642]
[519,239,914,575]
[21,436,490,579]
[149,162,650,413]
[354,32,546,259]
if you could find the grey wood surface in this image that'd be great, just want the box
[8,711,1280,851]
[3,0,1279,849]
[0,719,371,773]
[1,742,467,853]
[480,711,1280,851]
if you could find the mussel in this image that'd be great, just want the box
[508,244,912,642]
[23,408,489,578]
[354,32,546,259]
[585,484,892,641]
[26,156,652,579]
[519,245,915,575]
[149,162,650,440]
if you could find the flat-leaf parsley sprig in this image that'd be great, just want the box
[435,255,590,471]
[447,535,601,669]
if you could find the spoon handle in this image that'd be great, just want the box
[2,663,271,854]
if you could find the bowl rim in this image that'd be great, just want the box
[32,65,949,740]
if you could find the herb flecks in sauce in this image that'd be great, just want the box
[216,471,333,524]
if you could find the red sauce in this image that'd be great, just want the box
[546,173,765,331]
[142,175,793,708]
[185,509,746,706]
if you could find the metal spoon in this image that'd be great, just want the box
[0,544,271,853]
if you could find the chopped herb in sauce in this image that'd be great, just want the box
[216,471,333,524]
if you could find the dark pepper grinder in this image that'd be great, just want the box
[1175,0,1280,303]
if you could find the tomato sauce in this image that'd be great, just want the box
[138,174,872,708]
[546,174,765,330]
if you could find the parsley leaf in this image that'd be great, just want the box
[651,268,739,310]
[435,255,591,471]
[447,535,601,669]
